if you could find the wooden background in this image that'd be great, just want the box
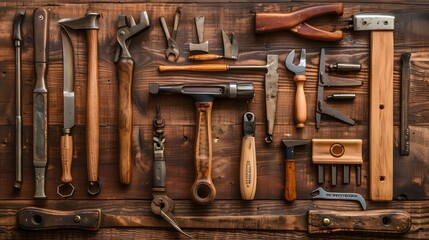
[0,0,428,239]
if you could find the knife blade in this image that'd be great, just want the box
[33,8,49,199]
[17,207,411,234]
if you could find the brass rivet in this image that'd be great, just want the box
[323,218,331,226]
[73,215,81,223]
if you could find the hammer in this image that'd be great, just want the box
[149,82,254,204]
[59,13,101,195]
[282,139,309,201]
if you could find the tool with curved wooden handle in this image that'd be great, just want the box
[118,58,134,185]
[191,102,216,204]
[290,22,343,42]
[293,74,307,128]
[240,112,257,200]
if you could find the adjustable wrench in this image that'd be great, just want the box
[312,187,366,210]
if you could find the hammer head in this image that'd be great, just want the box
[189,16,209,53]
[58,12,100,30]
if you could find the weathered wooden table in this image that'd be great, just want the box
[0,0,428,239]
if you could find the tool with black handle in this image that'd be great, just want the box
[400,53,411,156]
[240,112,257,200]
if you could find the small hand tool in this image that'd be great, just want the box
[18,207,411,234]
[240,112,257,200]
[255,3,344,42]
[189,30,238,61]
[328,62,361,72]
[13,10,25,190]
[159,55,278,144]
[351,13,395,201]
[316,48,363,129]
[326,93,356,101]
[115,12,151,185]
[149,82,254,204]
[312,187,366,210]
[282,140,309,202]
[400,53,411,156]
[151,106,192,238]
[285,49,307,128]
[189,16,209,53]
[160,7,181,60]
[57,24,76,198]
[33,8,49,199]
[59,12,102,195]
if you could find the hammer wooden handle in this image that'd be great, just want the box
[60,134,73,183]
[240,135,257,200]
[294,75,307,128]
[117,58,134,185]
[285,160,296,201]
[290,22,343,42]
[255,3,343,33]
[191,101,216,204]
[159,64,229,72]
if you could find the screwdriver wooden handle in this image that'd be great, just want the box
[118,58,134,185]
[240,135,257,200]
[285,159,296,201]
[255,3,343,33]
[189,54,223,61]
[159,64,228,72]
[60,134,73,183]
[294,75,307,128]
[290,22,343,42]
[191,102,216,204]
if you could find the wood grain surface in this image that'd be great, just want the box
[0,1,428,239]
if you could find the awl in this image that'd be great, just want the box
[17,207,411,234]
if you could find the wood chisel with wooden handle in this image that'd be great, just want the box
[17,207,411,234]
[33,8,49,199]
[240,112,257,200]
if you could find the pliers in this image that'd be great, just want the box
[160,7,181,60]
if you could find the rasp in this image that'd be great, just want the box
[33,8,49,199]
[17,207,411,234]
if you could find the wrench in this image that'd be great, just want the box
[160,7,181,60]
[312,187,366,210]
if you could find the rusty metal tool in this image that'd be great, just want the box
[351,13,395,201]
[160,7,181,60]
[189,30,238,61]
[316,48,363,129]
[285,49,307,128]
[282,140,309,202]
[328,62,361,72]
[115,12,151,185]
[151,106,192,238]
[240,112,257,200]
[57,24,76,198]
[33,8,49,199]
[255,3,344,42]
[149,82,254,204]
[59,12,102,195]
[312,187,366,210]
[13,10,25,190]
[159,55,278,143]
[17,207,411,234]
[400,53,411,156]
[189,16,209,53]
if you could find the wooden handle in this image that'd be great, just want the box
[290,23,343,42]
[255,3,343,33]
[86,29,99,183]
[293,75,307,128]
[159,64,229,72]
[240,136,257,200]
[285,160,296,201]
[369,31,394,201]
[189,54,223,61]
[60,134,73,183]
[191,102,216,204]
[118,58,134,185]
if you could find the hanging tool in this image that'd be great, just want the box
[115,12,151,185]
[312,139,363,186]
[281,140,309,202]
[151,106,192,238]
[13,10,25,190]
[149,82,254,204]
[312,187,366,210]
[285,49,307,128]
[316,48,363,129]
[33,8,49,199]
[189,30,238,61]
[328,62,361,72]
[17,207,411,234]
[400,52,411,156]
[57,24,76,198]
[351,13,395,201]
[255,3,344,42]
[159,55,278,143]
[59,12,102,195]
[160,7,181,61]
[240,112,257,200]
[189,16,208,53]
[326,93,356,101]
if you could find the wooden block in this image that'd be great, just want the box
[312,139,363,165]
